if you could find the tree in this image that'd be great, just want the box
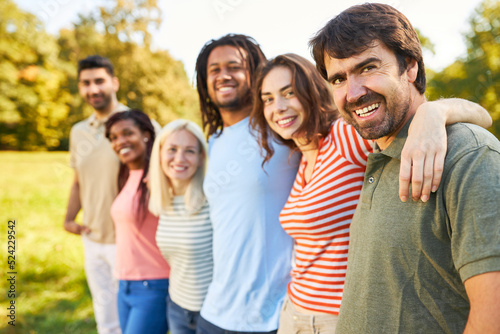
[0,0,200,150]
[57,0,200,133]
[0,0,73,150]
[427,0,499,138]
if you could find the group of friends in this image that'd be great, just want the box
[63,3,500,334]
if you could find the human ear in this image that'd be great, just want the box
[112,76,120,93]
[406,58,418,83]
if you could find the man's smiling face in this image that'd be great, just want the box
[206,45,251,112]
[325,42,416,143]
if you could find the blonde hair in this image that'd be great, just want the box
[148,119,208,216]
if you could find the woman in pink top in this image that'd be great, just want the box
[250,54,491,333]
[105,110,170,334]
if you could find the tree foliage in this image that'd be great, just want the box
[0,0,73,150]
[2,0,498,150]
[427,0,500,138]
[0,0,199,151]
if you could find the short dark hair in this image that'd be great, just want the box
[78,55,115,78]
[194,34,266,137]
[310,3,426,94]
[105,110,155,223]
[250,53,338,165]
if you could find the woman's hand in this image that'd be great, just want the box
[400,102,447,202]
[400,98,491,202]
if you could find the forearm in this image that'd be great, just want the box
[63,173,84,235]
[433,98,492,128]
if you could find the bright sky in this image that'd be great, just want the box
[17,0,484,84]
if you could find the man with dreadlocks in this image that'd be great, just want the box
[193,34,299,333]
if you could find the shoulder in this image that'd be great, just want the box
[330,118,371,144]
[115,103,130,112]
[70,118,90,136]
[443,123,500,182]
[446,123,500,158]
[328,118,373,161]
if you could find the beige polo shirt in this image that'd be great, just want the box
[69,103,129,244]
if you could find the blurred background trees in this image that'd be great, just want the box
[1,0,199,150]
[0,0,498,150]
[426,0,499,137]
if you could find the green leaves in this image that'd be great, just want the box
[427,0,499,139]
[0,0,199,151]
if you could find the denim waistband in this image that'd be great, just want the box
[119,279,169,294]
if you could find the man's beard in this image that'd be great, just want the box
[342,90,410,140]
[88,93,112,112]
[213,87,252,112]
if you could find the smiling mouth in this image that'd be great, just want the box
[217,86,235,92]
[119,147,131,155]
[277,116,297,127]
[172,165,188,171]
[354,103,380,118]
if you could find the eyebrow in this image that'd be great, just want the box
[327,57,380,83]
[167,144,198,149]
[261,84,292,96]
[208,60,242,68]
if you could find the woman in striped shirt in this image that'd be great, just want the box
[250,54,490,333]
[148,119,212,334]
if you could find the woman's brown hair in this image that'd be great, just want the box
[250,53,338,165]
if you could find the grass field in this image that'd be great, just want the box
[0,152,98,334]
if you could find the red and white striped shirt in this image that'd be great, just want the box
[280,118,372,314]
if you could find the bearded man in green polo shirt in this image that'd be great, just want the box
[311,3,500,333]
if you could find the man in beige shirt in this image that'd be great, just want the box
[64,55,127,334]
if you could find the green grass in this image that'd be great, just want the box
[0,152,97,334]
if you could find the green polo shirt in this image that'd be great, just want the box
[337,118,500,334]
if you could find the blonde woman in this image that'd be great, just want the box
[149,119,212,334]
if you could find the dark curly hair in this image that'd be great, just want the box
[195,34,266,138]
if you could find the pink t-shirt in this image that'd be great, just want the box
[111,169,170,280]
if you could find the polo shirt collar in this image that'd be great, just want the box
[87,103,127,129]
[373,115,415,160]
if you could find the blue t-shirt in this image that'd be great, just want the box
[201,117,299,331]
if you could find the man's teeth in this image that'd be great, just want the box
[218,87,234,92]
[119,147,131,154]
[277,117,296,125]
[355,103,380,117]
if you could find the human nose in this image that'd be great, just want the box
[87,82,100,94]
[217,67,232,81]
[115,134,127,146]
[274,96,287,113]
[174,150,186,162]
[346,76,366,103]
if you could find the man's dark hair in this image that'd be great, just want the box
[78,55,115,78]
[194,34,266,138]
[310,3,426,94]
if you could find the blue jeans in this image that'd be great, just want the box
[196,316,277,334]
[117,279,169,334]
[167,295,200,334]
